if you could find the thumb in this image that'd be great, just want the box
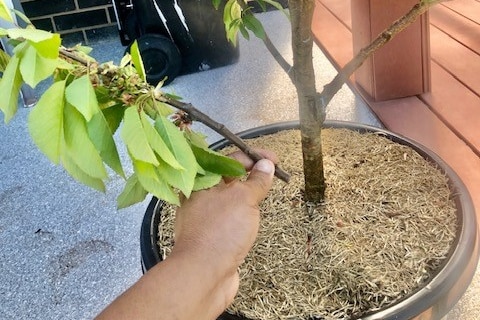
[244,159,275,203]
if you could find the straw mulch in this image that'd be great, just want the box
[158,128,457,320]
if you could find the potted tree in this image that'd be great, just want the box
[0,0,477,319]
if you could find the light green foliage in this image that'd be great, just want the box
[65,75,99,121]
[28,80,65,163]
[221,0,287,43]
[190,143,246,177]
[1,10,247,208]
[19,44,59,87]
[8,28,61,58]
[63,102,107,180]
[0,48,9,72]
[129,40,146,81]
[154,116,197,197]
[0,0,13,22]
[88,109,125,178]
[133,159,180,205]
[121,107,162,166]
[117,175,148,209]
[0,55,22,123]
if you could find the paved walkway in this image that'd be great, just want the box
[0,11,379,319]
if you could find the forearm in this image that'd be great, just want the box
[96,251,234,320]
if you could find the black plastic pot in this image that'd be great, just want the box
[140,120,479,320]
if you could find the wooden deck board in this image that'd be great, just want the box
[430,26,480,96]
[312,0,352,69]
[442,0,480,24]
[318,0,351,29]
[430,4,480,55]
[311,0,480,219]
[421,63,480,156]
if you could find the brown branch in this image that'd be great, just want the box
[317,0,442,111]
[58,41,291,182]
[236,0,294,81]
[59,47,91,65]
[157,95,291,183]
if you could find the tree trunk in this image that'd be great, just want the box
[290,0,325,203]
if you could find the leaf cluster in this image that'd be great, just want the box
[0,5,246,208]
[217,0,288,43]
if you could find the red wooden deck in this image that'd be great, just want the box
[312,0,480,224]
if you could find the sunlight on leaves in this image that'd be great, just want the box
[63,103,107,180]
[65,75,100,122]
[0,55,22,123]
[154,116,198,197]
[191,144,246,177]
[121,106,159,165]
[0,0,13,23]
[88,110,125,178]
[61,151,106,192]
[117,174,148,209]
[140,111,182,170]
[28,80,66,163]
[134,159,180,205]
[130,40,146,81]
[19,44,58,87]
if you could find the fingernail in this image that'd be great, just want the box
[255,159,275,175]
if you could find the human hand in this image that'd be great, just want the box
[169,150,277,318]
[96,150,277,320]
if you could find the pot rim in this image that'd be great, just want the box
[140,120,479,320]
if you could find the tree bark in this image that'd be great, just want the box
[290,0,325,203]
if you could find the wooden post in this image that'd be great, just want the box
[351,0,431,101]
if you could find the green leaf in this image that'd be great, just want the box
[88,110,125,178]
[223,0,242,43]
[0,1,13,22]
[243,12,266,40]
[0,55,22,123]
[184,130,209,149]
[117,174,148,209]
[12,8,32,25]
[154,116,197,197]
[6,28,60,59]
[193,171,222,191]
[238,23,249,40]
[30,33,61,59]
[154,100,173,117]
[0,28,7,37]
[63,103,107,179]
[28,80,66,163]
[255,0,267,12]
[121,106,159,165]
[72,44,92,55]
[19,44,58,87]
[129,41,146,81]
[65,75,99,121]
[140,111,182,170]
[101,104,125,134]
[94,86,111,104]
[134,159,180,205]
[0,48,9,72]
[191,144,246,177]
[212,0,221,10]
[61,151,106,192]
[7,29,60,58]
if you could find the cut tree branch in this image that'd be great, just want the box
[58,46,291,182]
[157,95,291,183]
[236,0,293,81]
